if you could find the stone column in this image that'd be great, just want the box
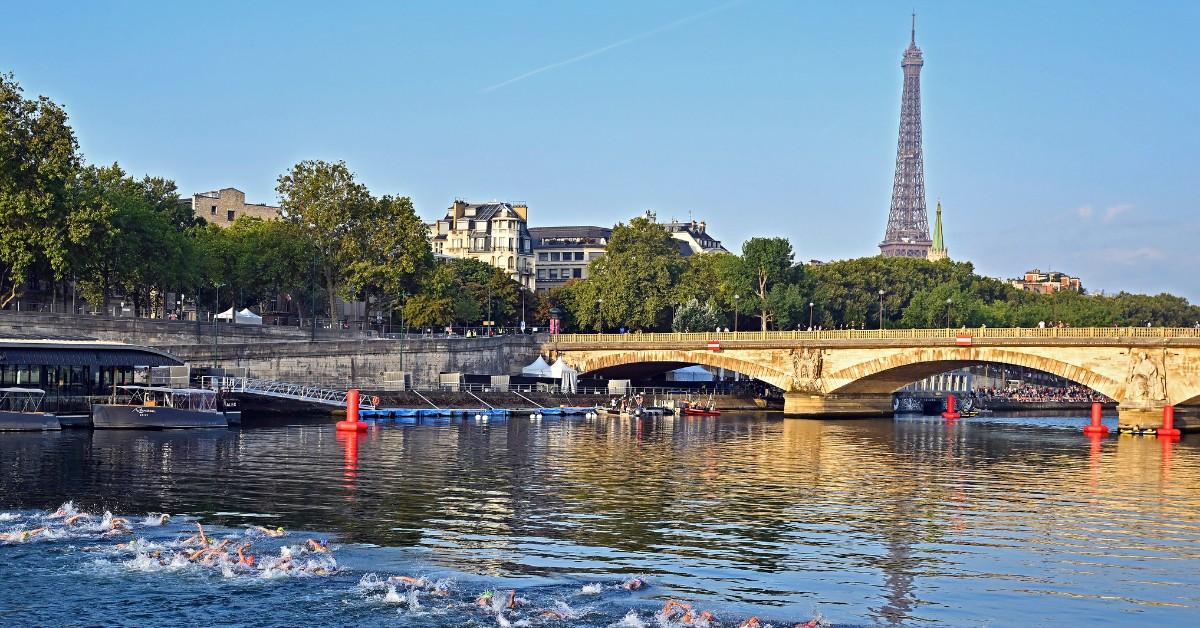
[784,392,894,418]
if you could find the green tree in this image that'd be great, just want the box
[727,237,798,331]
[672,298,722,332]
[276,160,374,322]
[571,217,683,331]
[344,194,433,321]
[0,73,81,306]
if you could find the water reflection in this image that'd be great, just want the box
[0,414,1198,624]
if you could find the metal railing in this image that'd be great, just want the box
[201,376,376,409]
[550,327,1200,344]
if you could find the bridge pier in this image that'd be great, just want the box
[1116,403,1200,433]
[784,392,894,418]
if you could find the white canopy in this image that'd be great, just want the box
[550,357,579,393]
[214,307,263,325]
[667,365,715,382]
[521,356,553,377]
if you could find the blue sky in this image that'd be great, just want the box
[6,1,1198,300]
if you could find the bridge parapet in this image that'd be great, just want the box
[551,327,1200,345]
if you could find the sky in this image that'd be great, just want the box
[5,0,1198,300]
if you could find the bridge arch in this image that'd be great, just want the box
[823,347,1125,400]
[560,349,793,390]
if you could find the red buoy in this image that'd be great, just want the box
[941,394,961,420]
[1158,405,1181,438]
[1083,401,1109,435]
[336,388,367,432]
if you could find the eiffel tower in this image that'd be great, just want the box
[880,14,932,258]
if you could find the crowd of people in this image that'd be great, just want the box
[975,384,1111,404]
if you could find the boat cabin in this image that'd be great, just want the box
[109,386,219,412]
[0,387,47,413]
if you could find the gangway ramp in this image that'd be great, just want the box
[202,376,376,410]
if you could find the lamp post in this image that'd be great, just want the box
[213,282,226,365]
[878,289,885,330]
[808,301,814,330]
[595,298,603,333]
[945,298,953,329]
[733,294,740,332]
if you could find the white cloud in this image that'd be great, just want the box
[1075,205,1093,219]
[1101,246,1165,264]
[1102,203,1134,223]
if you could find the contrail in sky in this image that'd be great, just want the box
[480,0,747,93]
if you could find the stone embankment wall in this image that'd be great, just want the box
[0,311,366,345]
[163,335,545,388]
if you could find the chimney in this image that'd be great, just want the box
[452,199,469,219]
[512,203,528,222]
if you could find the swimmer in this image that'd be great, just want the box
[540,610,566,620]
[622,576,647,590]
[505,589,519,610]
[152,513,170,525]
[182,522,210,546]
[795,622,818,628]
[306,538,330,553]
[739,617,761,628]
[252,525,285,537]
[662,600,692,619]
[48,503,75,518]
[388,575,423,586]
[476,590,495,607]
[64,513,88,526]
[235,543,255,566]
[0,527,47,542]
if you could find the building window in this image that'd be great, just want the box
[507,257,514,269]
[537,269,547,279]
[210,206,217,215]
[549,269,559,279]
[573,268,582,278]
[538,253,548,261]
[227,210,235,221]
[550,252,560,261]
[574,252,584,261]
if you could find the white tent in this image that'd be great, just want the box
[237,308,263,325]
[667,365,714,382]
[521,356,553,377]
[550,357,578,393]
[214,307,263,325]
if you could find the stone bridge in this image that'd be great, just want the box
[545,328,1200,429]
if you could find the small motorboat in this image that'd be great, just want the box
[681,400,721,417]
[0,387,60,431]
[92,386,232,429]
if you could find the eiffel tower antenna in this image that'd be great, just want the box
[880,15,932,258]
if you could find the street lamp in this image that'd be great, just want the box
[733,294,740,332]
[945,298,953,329]
[596,298,603,333]
[808,301,814,330]
[878,289,885,330]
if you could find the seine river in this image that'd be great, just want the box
[1,413,1198,626]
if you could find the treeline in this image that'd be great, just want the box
[547,217,1200,332]
[1,72,535,326]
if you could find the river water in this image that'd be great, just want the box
[1,413,1198,626]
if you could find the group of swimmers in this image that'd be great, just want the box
[5,503,828,626]
[1,503,339,580]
